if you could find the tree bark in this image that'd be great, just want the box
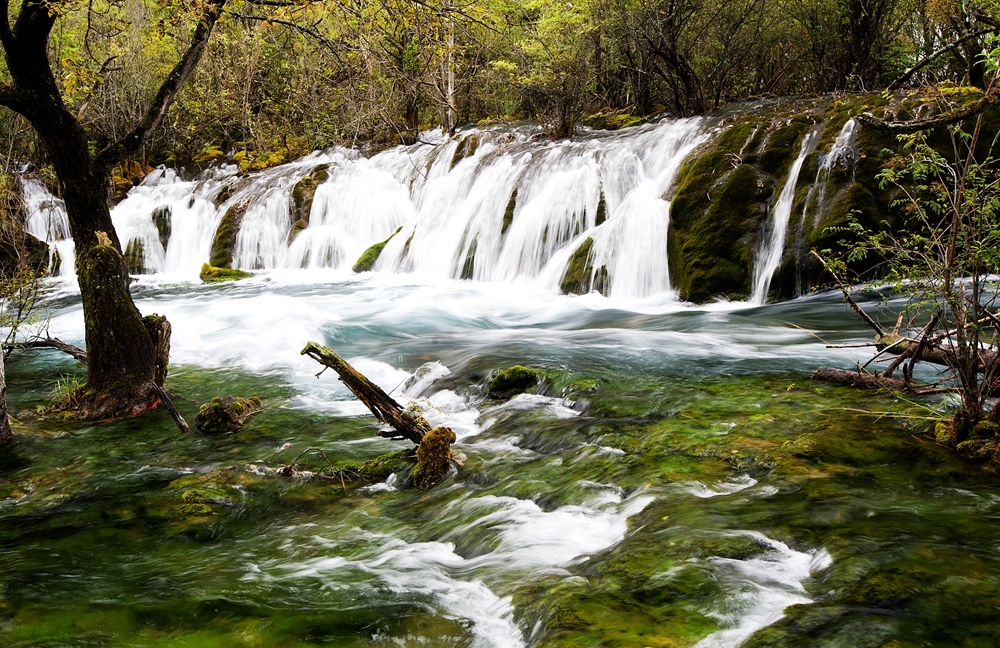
[813,366,911,391]
[0,0,225,418]
[301,342,431,445]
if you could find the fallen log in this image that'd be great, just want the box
[301,341,431,445]
[813,366,911,391]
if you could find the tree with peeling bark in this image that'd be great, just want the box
[0,0,227,417]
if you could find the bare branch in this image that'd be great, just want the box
[857,92,1000,134]
[94,1,227,167]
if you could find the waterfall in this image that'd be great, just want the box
[801,119,857,226]
[19,121,711,298]
[21,177,74,277]
[750,130,819,304]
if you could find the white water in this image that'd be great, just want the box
[20,120,708,297]
[802,119,858,227]
[750,129,819,304]
[693,532,832,648]
[20,178,74,277]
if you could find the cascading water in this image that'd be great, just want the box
[19,120,708,298]
[749,129,819,304]
[20,177,74,277]
[801,118,857,227]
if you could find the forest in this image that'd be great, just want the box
[2,0,1000,647]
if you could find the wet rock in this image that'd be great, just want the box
[412,426,456,488]
[489,365,542,399]
[200,263,252,283]
[195,396,263,434]
[352,226,402,272]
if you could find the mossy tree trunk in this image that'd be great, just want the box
[0,0,225,418]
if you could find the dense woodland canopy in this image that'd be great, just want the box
[1,0,999,178]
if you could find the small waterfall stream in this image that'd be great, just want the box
[749,129,819,304]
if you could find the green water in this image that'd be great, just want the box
[2,280,1000,648]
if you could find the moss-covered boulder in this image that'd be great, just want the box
[200,263,252,283]
[412,426,457,488]
[151,206,171,250]
[209,202,248,268]
[561,237,597,295]
[291,164,329,226]
[489,365,542,399]
[194,396,263,435]
[124,239,146,274]
[502,187,518,235]
[352,227,402,273]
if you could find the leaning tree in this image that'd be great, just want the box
[0,0,227,417]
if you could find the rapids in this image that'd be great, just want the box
[5,120,1000,648]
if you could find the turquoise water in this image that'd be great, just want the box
[2,274,998,647]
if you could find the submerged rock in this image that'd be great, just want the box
[489,365,542,399]
[412,426,457,488]
[200,263,252,283]
[195,396,263,434]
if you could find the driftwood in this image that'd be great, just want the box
[301,341,430,445]
[152,383,191,433]
[813,366,911,391]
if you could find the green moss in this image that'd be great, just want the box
[560,237,594,295]
[194,396,263,434]
[413,426,456,488]
[460,239,477,280]
[502,187,518,235]
[209,203,248,268]
[595,191,607,226]
[287,218,308,243]
[291,164,328,226]
[151,206,171,249]
[199,263,252,283]
[758,118,810,177]
[489,365,542,399]
[213,185,232,206]
[352,226,402,273]
[670,163,773,303]
[124,239,145,274]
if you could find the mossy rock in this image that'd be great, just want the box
[209,202,248,268]
[199,263,252,283]
[412,426,457,489]
[352,227,403,273]
[449,135,481,169]
[151,206,171,249]
[670,163,773,303]
[460,239,477,280]
[502,187,518,236]
[194,396,263,434]
[124,239,145,274]
[561,237,594,295]
[291,164,329,225]
[288,218,308,244]
[489,365,542,399]
[956,438,999,462]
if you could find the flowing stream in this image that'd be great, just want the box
[5,122,1000,648]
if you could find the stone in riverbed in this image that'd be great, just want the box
[195,396,263,434]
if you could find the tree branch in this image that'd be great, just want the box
[94,0,227,167]
[857,92,1000,134]
[0,82,26,114]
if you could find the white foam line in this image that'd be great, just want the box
[693,531,832,648]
